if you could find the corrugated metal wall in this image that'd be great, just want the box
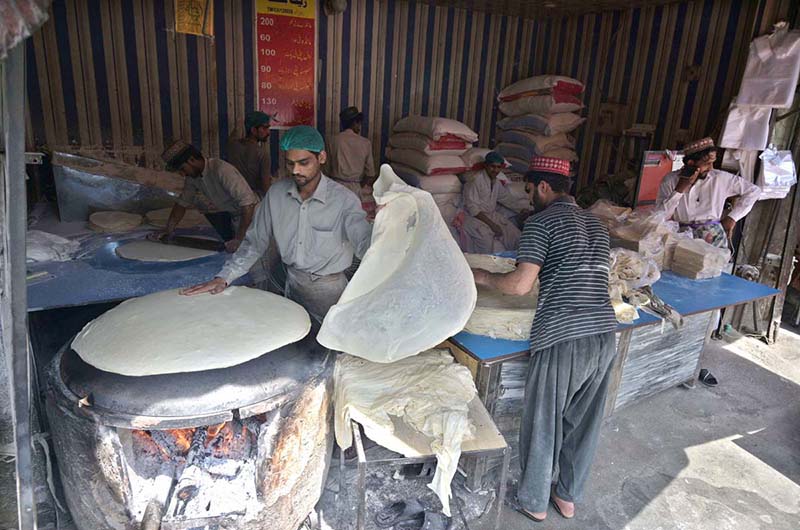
[25,0,795,187]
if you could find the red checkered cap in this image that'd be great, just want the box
[683,137,715,156]
[528,156,571,176]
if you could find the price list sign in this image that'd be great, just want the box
[256,0,316,128]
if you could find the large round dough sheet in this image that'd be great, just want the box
[116,239,217,262]
[71,287,311,376]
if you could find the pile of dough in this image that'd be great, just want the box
[115,239,216,262]
[463,254,538,340]
[88,211,143,233]
[318,164,477,363]
[71,287,311,376]
[145,207,210,228]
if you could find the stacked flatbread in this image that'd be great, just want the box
[88,211,143,233]
[671,239,731,279]
[145,207,210,228]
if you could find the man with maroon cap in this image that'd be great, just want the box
[472,156,617,522]
[657,137,760,248]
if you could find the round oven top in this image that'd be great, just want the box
[49,335,330,429]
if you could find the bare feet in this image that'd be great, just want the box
[551,495,575,519]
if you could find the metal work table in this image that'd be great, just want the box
[26,225,250,312]
[441,271,780,487]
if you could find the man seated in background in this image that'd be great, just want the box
[462,151,530,254]
[328,106,376,196]
[657,137,760,249]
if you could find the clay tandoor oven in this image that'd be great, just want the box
[45,335,333,530]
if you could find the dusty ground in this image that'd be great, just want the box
[322,323,800,530]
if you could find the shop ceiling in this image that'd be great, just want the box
[430,0,682,18]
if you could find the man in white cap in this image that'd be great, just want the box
[182,125,372,324]
[161,140,259,253]
[657,137,760,248]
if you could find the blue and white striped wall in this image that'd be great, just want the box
[25,0,795,189]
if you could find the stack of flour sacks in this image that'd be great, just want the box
[495,75,586,177]
[386,116,478,225]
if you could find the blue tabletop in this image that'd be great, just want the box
[27,229,250,311]
[452,271,780,362]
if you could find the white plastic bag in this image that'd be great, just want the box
[26,230,80,263]
[318,165,477,362]
[609,248,661,290]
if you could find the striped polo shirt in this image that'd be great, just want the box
[518,196,617,352]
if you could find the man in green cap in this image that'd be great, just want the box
[226,111,273,196]
[462,151,530,253]
[160,140,259,253]
[182,125,373,324]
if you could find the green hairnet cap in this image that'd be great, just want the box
[485,151,504,165]
[280,125,325,153]
[245,111,271,130]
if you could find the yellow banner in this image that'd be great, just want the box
[256,0,315,20]
[175,0,214,37]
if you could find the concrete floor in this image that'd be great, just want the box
[470,324,800,530]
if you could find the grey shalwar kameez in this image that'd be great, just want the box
[217,174,372,323]
[515,196,618,513]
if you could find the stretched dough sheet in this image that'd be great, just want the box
[318,164,477,362]
[72,287,311,376]
[334,350,477,516]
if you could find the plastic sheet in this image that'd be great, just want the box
[758,148,797,200]
[26,230,80,263]
[318,164,477,362]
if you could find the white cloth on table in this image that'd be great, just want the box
[656,169,761,223]
[334,350,477,517]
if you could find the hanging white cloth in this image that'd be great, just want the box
[737,22,800,108]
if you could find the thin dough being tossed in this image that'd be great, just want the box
[72,287,311,376]
[318,164,476,362]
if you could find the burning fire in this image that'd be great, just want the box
[132,420,252,461]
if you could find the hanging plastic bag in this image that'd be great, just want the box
[318,165,477,362]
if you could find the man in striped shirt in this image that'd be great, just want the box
[472,156,617,522]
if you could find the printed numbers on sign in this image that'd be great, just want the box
[260,48,276,57]
[260,82,273,90]
[259,16,275,26]
[259,33,271,42]
[261,97,277,106]
[260,65,272,73]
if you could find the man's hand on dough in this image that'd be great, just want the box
[180,277,228,296]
